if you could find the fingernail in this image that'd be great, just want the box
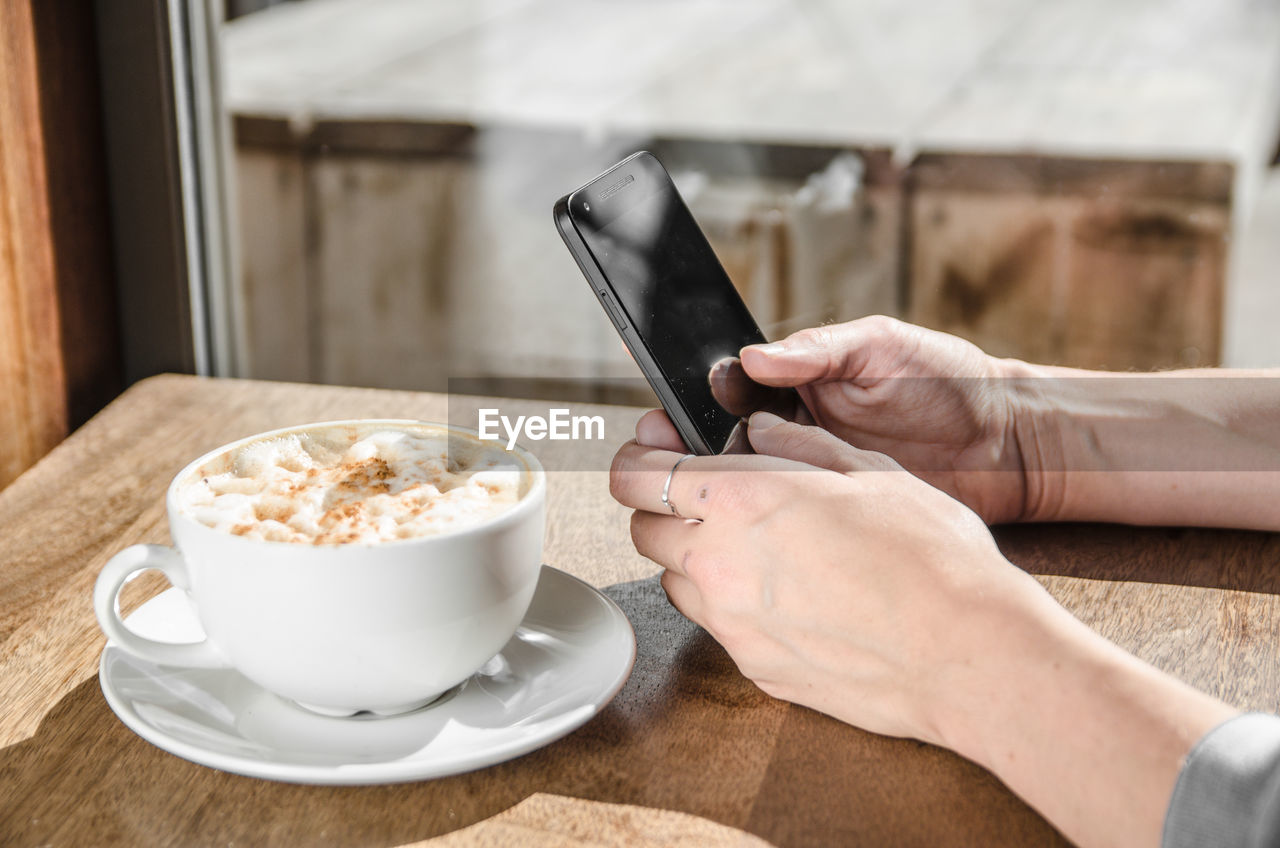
[749,411,786,430]
[745,343,787,357]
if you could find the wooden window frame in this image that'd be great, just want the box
[0,0,235,488]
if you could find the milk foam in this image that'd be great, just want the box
[177,425,526,545]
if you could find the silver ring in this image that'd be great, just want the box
[661,454,696,518]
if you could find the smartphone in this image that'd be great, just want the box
[554,151,801,455]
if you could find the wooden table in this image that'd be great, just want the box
[3,375,1279,846]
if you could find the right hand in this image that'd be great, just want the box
[738,315,1041,523]
[613,414,1052,747]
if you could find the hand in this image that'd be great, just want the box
[613,413,1238,848]
[611,411,1055,745]
[737,315,1040,523]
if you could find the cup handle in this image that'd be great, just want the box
[93,544,229,668]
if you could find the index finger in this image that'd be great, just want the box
[635,409,685,451]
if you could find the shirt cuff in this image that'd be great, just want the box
[1162,712,1280,848]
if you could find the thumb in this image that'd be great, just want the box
[746,412,893,473]
[738,338,832,388]
[740,319,886,387]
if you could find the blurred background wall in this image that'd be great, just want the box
[220,0,1280,403]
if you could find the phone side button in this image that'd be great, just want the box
[600,292,629,330]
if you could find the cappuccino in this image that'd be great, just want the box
[97,419,546,715]
[176,424,526,545]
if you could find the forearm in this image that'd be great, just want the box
[1005,363,1280,529]
[936,581,1238,848]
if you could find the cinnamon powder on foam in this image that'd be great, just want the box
[176,427,525,545]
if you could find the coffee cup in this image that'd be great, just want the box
[93,420,546,716]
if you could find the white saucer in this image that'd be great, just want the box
[98,565,635,785]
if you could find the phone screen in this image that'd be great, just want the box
[568,154,797,453]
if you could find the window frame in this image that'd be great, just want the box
[94,0,239,382]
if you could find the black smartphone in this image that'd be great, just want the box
[554,151,802,455]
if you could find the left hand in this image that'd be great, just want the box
[610,410,1059,745]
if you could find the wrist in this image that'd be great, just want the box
[993,358,1070,522]
[924,573,1082,761]
[926,574,1238,848]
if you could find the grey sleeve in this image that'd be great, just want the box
[1162,713,1280,848]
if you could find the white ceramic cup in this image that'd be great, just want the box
[93,420,546,716]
